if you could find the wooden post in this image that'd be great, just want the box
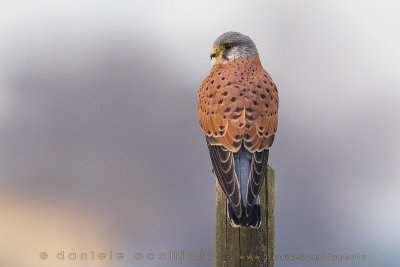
[216,165,275,267]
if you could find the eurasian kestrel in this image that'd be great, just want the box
[198,32,278,228]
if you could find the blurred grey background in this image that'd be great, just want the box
[0,0,399,266]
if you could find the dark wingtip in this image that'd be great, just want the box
[228,202,260,227]
[248,204,261,228]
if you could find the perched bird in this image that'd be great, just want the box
[198,32,278,228]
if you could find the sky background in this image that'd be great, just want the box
[0,0,399,266]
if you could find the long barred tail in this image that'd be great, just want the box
[229,146,264,228]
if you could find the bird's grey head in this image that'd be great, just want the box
[210,31,259,64]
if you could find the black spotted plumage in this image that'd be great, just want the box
[198,32,279,228]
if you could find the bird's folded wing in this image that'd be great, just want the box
[206,137,242,218]
[246,149,269,217]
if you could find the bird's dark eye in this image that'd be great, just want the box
[222,43,232,50]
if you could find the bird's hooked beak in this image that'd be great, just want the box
[210,47,220,59]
